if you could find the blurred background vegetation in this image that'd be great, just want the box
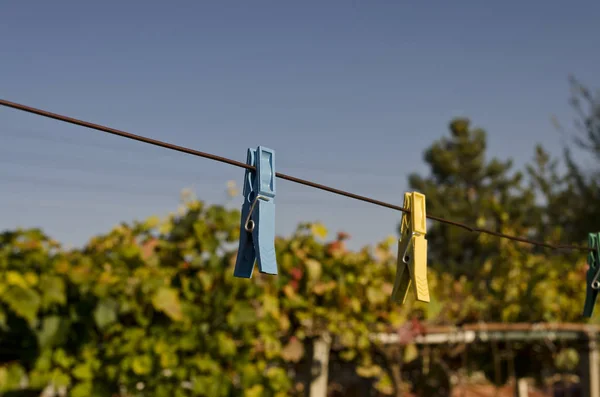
[1,78,599,396]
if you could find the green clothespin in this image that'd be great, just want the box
[583,233,600,317]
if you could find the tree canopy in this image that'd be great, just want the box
[406,118,587,324]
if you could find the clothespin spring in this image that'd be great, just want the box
[400,229,426,265]
[591,266,600,289]
[400,232,414,264]
[244,194,271,232]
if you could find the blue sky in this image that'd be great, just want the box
[1,1,599,250]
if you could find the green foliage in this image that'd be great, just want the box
[406,118,591,324]
[408,118,535,278]
[0,198,422,396]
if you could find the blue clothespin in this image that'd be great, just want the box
[233,146,278,278]
[583,232,600,317]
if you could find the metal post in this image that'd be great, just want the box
[516,378,528,397]
[309,333,332,397]
[592,334,600,397]
[579,330,599,397]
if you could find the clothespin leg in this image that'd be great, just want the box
[253,200,278,275]
[392,235,412,303]
[583,233,600,317]
[233,203,257,278]
[583,287,598,318]
[412,235,430,302]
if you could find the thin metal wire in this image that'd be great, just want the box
[0,98,592,252]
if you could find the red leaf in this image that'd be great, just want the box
[290,267,303,280]
[337,231,350,241]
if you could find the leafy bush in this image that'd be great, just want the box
[0,198,425,396]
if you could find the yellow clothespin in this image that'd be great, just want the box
[392,192,430,303]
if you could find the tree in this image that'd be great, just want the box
[403,117,591,389]
[552,76,600,241]
[406,118,541,320]
[564,76,600,161]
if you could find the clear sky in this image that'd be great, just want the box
[1,1,599,250]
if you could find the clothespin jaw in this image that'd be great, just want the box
[233,146,278,278]
[392,192,430,304]
[583,233,600,317]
